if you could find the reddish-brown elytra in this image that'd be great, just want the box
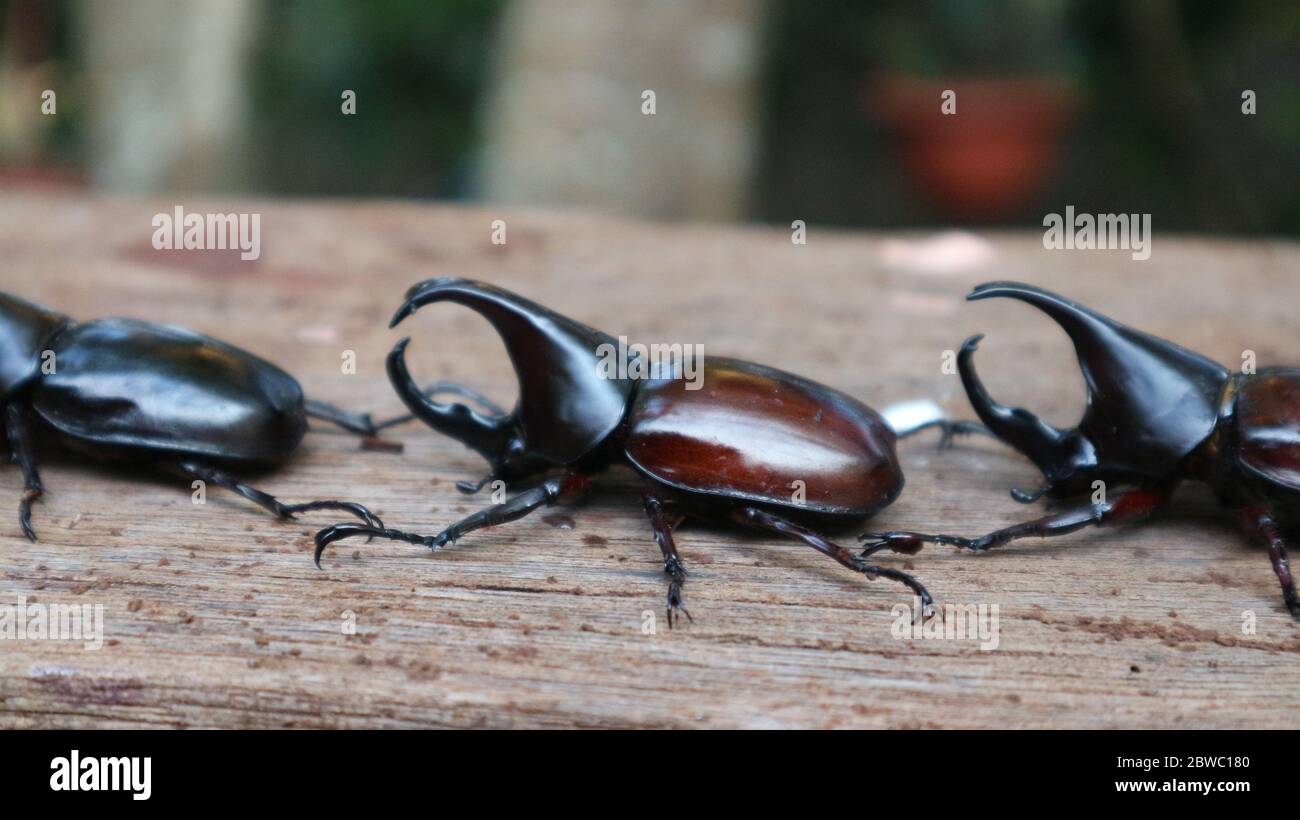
[863,281,1300,618]
[315,278,978,624]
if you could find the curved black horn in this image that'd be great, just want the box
[957,334,1081,478]
[386,337,511,462]
[967,281,1229,473]
[390,278,634,464]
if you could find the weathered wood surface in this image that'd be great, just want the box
[1,192,1298,728]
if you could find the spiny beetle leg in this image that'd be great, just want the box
[859,531,970,556]
[6,404,44,541]
[313,471,593,566]
[644,493,691,628]
[1239,505,1300,619]
[314,523,437,567]
[734,506,935,617]
[861,485,1172,559]
[171,461,382,532]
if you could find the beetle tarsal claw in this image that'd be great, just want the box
[277,500,382,531]
[19,488,41,541]
[666,602,692,629]
[311,523,384,566]
[858,531,925,557]
[665,575,691,629]
[912,601,938,624]
[455,473,494,494]
[1010,485,1049,503]
[313,521,447,566]
[313,524,345,567]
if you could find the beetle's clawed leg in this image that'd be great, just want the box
[455,473,495,494]
[851,558,934,618]
[434,472,589,545]
[861,485,1172,560]
[897,419,991,450]
[1010,484,1050,503]
[303,399,385,437]
[6,404,44,541]
[1238,505,1300,620]
[860,531,982,556]
[430,522,464,549]
[734,506,934,614]
[276,500,381,528]
[169,461,382,534]
[19,487,42,542]
[313,471,593,566]
[644,494,691,627]
[664,565,692,628]
[313,523,439,567]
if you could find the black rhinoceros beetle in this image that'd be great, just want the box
[314,278,981,624]
[0,290,421,539]
[862,281,1300,618]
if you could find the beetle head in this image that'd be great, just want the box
[0,291,70,394]
[387,278,635,480]
[960,282,1229,490]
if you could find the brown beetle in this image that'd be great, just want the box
[314,278,978,623]
[862,281,1300,618]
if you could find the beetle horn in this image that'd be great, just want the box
[390,278,634,465]
[967,281,1229,473]
[386,337,511,462]
[957,334,1082,479]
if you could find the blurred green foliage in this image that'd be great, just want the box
[250,0,506,198]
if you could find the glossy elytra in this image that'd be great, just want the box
[862,281,1300,618]
[314,278,980,624]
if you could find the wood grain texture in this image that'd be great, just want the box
[1,192,1298,728]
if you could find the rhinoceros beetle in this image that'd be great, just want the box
[314,278,982,624]
[0,290,454,539]
[861,281,1300,618]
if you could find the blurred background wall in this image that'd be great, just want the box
[1,0,1296,234]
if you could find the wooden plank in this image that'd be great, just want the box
[1,193,1298,728]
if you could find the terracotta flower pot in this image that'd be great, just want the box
[870,74,1078,220]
